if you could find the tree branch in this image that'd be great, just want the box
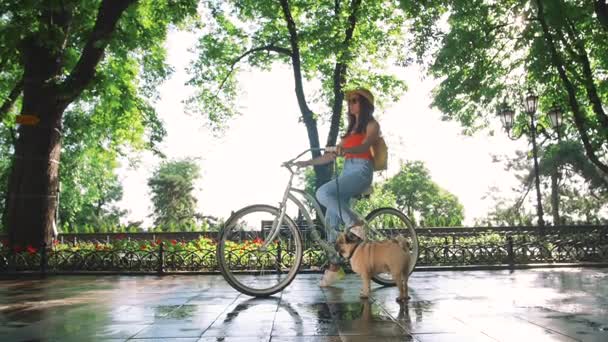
[536,0,608,175]
[564,17,608,132]
[217,44,292,94]
[279,0,319,152]
[595,0,608,31]
[60,0,138,103]
[0,78,23,122]
[328,0,362,147]
[554,33,586,83]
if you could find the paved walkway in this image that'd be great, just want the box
[0,268,607,341]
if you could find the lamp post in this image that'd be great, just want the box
[497,89,546,227]
[547,104,563,224]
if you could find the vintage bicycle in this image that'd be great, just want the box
[216,147,418,297]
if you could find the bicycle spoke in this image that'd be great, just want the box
[217,205,303,297]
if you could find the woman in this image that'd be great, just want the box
[295,88,380,287]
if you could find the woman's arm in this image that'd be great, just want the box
[341,121,380,155]
[295,149,338,167]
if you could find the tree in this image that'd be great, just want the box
[190,0,409,191]
[148,159,201,231]
[0,78,158,234]
[403,0,608,175]
[383,161,464,227]
[481,139,608,226]
[0,1,198,247]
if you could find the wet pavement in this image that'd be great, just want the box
[0,268,607,341]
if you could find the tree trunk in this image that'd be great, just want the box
[6,105,63,249]
[279,0,333,190]
[595,0,608,31]
[6,0,136,249]
[6,38,65,248]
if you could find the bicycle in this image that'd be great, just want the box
[216,148,419,297]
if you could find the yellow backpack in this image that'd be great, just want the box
[370,136,388,171]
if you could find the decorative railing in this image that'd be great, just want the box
[0,225,606,275]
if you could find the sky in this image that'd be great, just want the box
[116,29,530,228]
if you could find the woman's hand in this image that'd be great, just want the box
[336,145,345,156]
[327,145,345,156]
[294,160,310,168]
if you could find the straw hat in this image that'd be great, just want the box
[345,88,374,107]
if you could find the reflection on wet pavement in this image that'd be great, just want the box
[0,268,607,341]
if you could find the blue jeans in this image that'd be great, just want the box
[316,158,373,244]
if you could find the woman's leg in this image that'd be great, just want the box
[316,182,341,242]
[316,184,342,268]
[317,160,373,229]
[316,160,372,278]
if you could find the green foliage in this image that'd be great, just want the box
[540,140,608,192]
[189,0,409,131]
[352,185,398,217]
[403,0,608,168]
[148,158,202,231]
[384,161,465,227]
[401,0,607,225]
[0,1,200,234]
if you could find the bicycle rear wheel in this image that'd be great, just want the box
[364,207,418,286]
[217,204,303,297]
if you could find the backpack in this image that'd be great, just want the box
[370,136,388,171]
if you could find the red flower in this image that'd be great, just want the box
[26,245,37,254]
[13,245,23,253]
[140,245,148,251]
[253,237,263,245]
[171,239,177,245]
[156,239,162,245]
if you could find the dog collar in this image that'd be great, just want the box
[346,242,362,261]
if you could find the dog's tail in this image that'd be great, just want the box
[393,235,411,252]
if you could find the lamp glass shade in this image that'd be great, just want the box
[548,106,562,130]
[524,90,539,114]
[500,107,515,130]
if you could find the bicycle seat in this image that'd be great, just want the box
[354,186,373,200]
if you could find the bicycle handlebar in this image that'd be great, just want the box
[281,147,337,171]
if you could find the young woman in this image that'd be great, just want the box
[295,88,380,287]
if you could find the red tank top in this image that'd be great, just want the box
[342,133,372,160]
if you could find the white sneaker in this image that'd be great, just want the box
[350,224,366,240]
[319,268,345,287]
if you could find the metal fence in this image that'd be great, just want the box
[1,224,607,275]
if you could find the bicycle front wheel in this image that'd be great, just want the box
[217,204,303,297]
[365,207,418,286]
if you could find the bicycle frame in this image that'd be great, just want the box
[261,149,329,251]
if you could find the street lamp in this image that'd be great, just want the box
[547,104,563,225]
[497,89,545,227]
[547,104,563,139]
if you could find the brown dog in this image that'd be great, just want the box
[335,232,411,302]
